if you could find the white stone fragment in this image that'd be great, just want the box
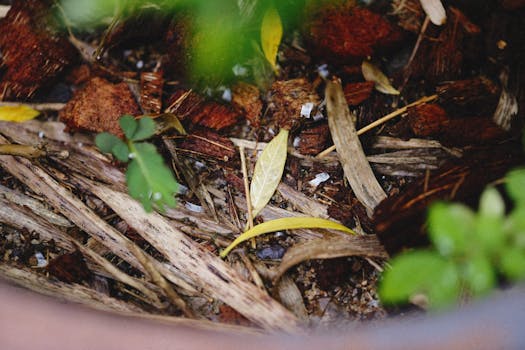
[300,102,314,118]
[34,252,47,267]
[293,136,301,148]
[308,172,330,187]
[317,64,329,79]
[221,88,232,102]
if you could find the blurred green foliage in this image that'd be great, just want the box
[380,167,525,309]
[59,0,307,86]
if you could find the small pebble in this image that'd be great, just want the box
[256,244,286,260]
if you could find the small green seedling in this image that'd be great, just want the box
[379,167,525,309]
[95,115,178,212]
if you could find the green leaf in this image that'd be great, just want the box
[119,115,138,139]
[250,128,289,218]
[507,206,525,247]
[499,247,525,281]
[220,217,355,258]
[112,141,130,162]
[379,250,460,308]
[126,142,178,212]
[131,117,156,141]
[428,202,475,257]
[505,168,525,205]
[95,132,124,154]
[463,254,496,296]
[479,187,505,218]
[475,214,505,256]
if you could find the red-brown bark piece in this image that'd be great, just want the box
[65,64,92,86]
[298,123,331,156]
[436,77,500,117]
[328,199,374,234]
[232,82,263,126]
[407,103,449,137]
[178,129,237,162]
[501,0,525,9]
[218,305,252,326]
[140,72,164,114]
[439,118,507,147]
[224,171,245,194]
[59,77,140,137]
[163,13,193,78]
[305,5,403,62]
[269,78,320,131]
[344,81,375,106]
[407,103,507,146]
[166,90,241,131]
[374,142,523,254]
[410,7,481,82]
[391,0,425,33]
[0,0,77,100]
[47,250,92,284]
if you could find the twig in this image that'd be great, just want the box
[238,251,266,291]
[240,146,256,249]
[240,146,254,230]
[0,144,45,158]
[400,15,431,91]
[0,265,143,313]
[73,242,166,310]
[316,94,438,158]
[0,101,66,111]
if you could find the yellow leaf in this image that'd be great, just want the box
[260,6,283,71]
[0,105,40,122]
[361,61,400,95]
[250,128,288,218]
[220,217,355,258]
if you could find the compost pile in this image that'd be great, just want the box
[0,0,523,332]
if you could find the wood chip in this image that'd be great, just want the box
[0,265,143,313]
[79,178,301,332]
[325,80,386,216]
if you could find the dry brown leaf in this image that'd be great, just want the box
[361,61,400,95]
[273,235,388,283]
[419,0,447,25]
[325,80,387,215]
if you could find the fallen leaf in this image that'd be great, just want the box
[325,80,387,216]
[250,128,289,218]
[220,217,355,258]
[419,0,447,26]
[361,61,400,95]
[0,105,40,122]
[261,6,283,71]
[273,235,388,282]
